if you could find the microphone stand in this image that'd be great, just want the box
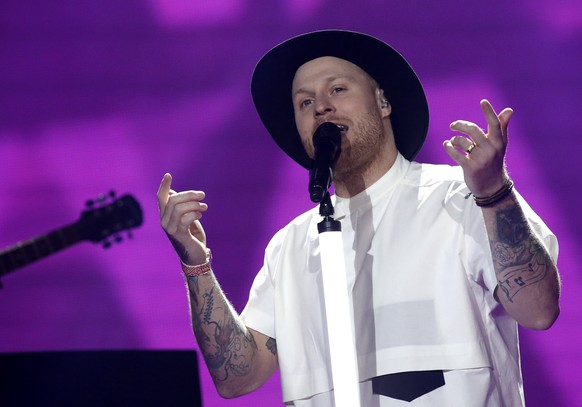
[317,191,361,407]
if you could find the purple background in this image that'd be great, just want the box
[1,1,580,406]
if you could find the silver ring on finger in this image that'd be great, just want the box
[466,143,476,154]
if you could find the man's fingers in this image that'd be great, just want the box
[480,99,511,145]
[157,172,208,237]
[443,139,467,164]
[449,120,486,145]
[498,108,513,144]
[480,100,499,139]
[162,191,208,233]
[450,100,513,151]
[480,99,497,120]
[157,173,173,210]
[499,107,513,124]
[448,135,475,153]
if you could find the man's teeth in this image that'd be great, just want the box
[337,124,348,131]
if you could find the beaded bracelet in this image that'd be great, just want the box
[474,179,514,207]
[181,248,212,277]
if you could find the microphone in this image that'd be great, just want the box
[309,122,342,203]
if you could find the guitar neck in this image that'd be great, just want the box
[0,222,81,277]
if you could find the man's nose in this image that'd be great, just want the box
[314,97,335,116]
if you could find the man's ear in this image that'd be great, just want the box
[377,89,392,117]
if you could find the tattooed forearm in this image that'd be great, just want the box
[186,275,258,383]
[490,205,552,302]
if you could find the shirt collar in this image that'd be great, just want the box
[333,153,410,219]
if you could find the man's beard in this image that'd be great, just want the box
[333,110,385,182]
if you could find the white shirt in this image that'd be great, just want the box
[241,154,558,406]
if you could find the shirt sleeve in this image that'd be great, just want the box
[240,228,286,339]
[515,190,559,263]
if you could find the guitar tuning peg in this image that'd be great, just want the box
[86,191,119,209]
[114,234,123,244]
[127,230,134,240]
[102,239,112,249]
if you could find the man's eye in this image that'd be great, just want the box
[332,87,345,93]
[300,99,313,108]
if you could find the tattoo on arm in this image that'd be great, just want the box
[490,205,551,302]
[167,234,190,264]
[186,276,258,383]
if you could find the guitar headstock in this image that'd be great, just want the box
[79,192,143,246]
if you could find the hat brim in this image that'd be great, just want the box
[251,30,429,169]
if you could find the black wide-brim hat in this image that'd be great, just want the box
[251,30,429,169]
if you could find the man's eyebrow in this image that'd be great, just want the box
[292,87,311,98]
[292,74,356,98]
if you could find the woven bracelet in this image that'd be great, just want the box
[474,179,514,207]
[181,248,212,277]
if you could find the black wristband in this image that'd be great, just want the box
[474,179,514,207]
